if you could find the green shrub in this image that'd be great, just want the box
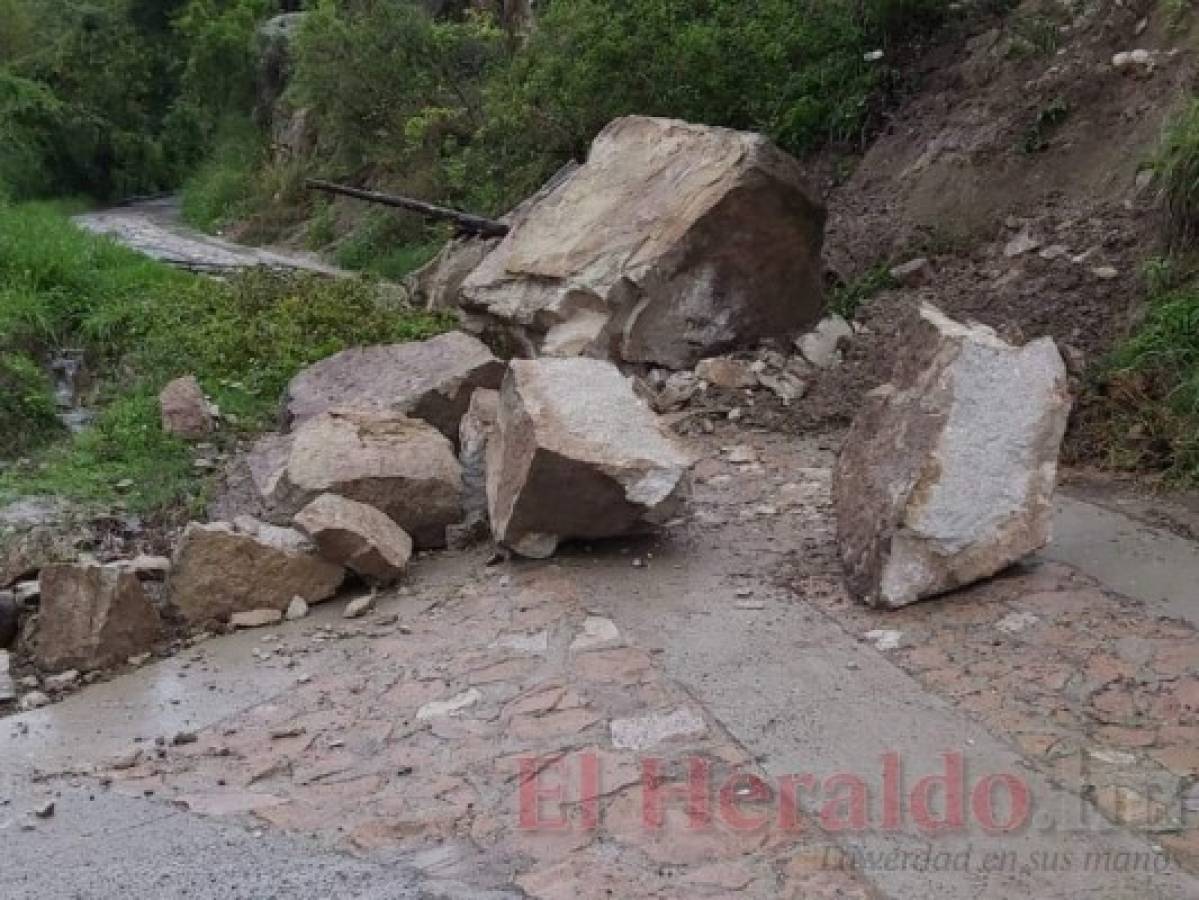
[180,117,265,231]
[0,351,61,457]
[1158,100,1199,249]
[333,212,446,280]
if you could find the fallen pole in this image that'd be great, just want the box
[305,179,509,239]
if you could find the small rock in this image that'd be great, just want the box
[269,725,306,740]
[230,609,283,629]
[733,600,766,610]
[108,747,142,770]
[694,357,758,390]
[889,257,931,288]
[343,593,376,619]
[285,596,308,621]
[1091,266,1119,281]
[725,445,758,465]
[1003,231,1040,257]
[1038,244,1070,261]
[864,629,903,651]
[159,375,213,440]
[32,800,54,819]
[20,691,50,711]
[570,616,620,651]
[996,611,1040,634]
[416,688,482,721]
[43,670,80,693]
[757,371,807,402]
[796,315,854,368]
[171,730,198,746]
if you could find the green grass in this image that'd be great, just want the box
[333,212,446,281]
[1157,100,1199,249]
[179,119,265,233]
[829,264,898,319]
[0,201,453,517]
[1100,259,1199,479]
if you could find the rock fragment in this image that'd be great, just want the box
[833,304,1071,608]
[269,409,462,549]
[294,493,412,583]
[281,331,504,438]
[796,315,854,368]
[449,388,499,548]
[487,358,693,558]
[168,520,344,625]
[159,375,213,439]
[285,596,309,621]
[32,565,161,672]
[694,357,758,390]
[230,609,284,629]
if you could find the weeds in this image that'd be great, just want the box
[1007,13,1062,59]
[829,264,898,319]
[1157,100,1199,249]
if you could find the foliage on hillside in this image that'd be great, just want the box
[0,200,450,513]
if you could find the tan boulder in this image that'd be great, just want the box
[460,116,825,369]
[281,331,504,439]
[487,358,693,558]
[274,409,463,549]
[160,375,213,439]
[833,304,1071,608]
[294,493,412,583]
[32,565,160,672]
[168,519,344,625]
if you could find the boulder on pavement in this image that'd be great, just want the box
[281,331,504,439]
[487,358,693,558]
[32,565,161,671]
[168,519,344,625]
[833,304,1071,609]
[460,116,825,369]
[271,409,462,548]
[160,375,213,439]
[294,493,412,583]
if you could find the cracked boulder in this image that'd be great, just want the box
[833,304,1071,608]
[487,358,693,558]
[168,518,344,625]
[294,493,412,584]
[460,116,825,369]
[270,409,463,549]
[281,331,504,438]
[32,565,161,671]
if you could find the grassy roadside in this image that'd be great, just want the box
[0,201,451,519]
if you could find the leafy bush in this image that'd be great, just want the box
[0,351,61,457]
[180,117,266,231]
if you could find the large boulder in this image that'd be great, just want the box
[168,519,344,625]
[487,358,694,558]
[32,565,161,672]
[833,304,1071,609]
[294,494,412,584]
[159,375,213,440]
[460,116,826,369]
[281,331,504,438]
[273,409,463,549]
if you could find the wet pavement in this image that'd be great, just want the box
[3,428,1198,897]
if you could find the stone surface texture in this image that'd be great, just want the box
[460,116,826,369]
[833,303,1071,608]
[159,375,213,439]
[294,493,413,583]
[487,358,693,558]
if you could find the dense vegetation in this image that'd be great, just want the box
[0,201,448,514]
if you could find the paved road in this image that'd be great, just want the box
[73,198,344,277]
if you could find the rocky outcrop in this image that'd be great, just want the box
[410,237,501,311]
[294,493,412,583]
[487,358,693,558]
[168,519,344,625]
[32,565,161,671]
[281,331,504,439]
[833,304,1071,608]
[273,409,463,549]
[460,116,825,369]
[159,375,213,439]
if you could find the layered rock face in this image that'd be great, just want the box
[281,331,504,439]
[460,116,826,369]
[833,304,1072,609]
[487,358,693,558]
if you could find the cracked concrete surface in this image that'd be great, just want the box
[2,428,1197,898]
